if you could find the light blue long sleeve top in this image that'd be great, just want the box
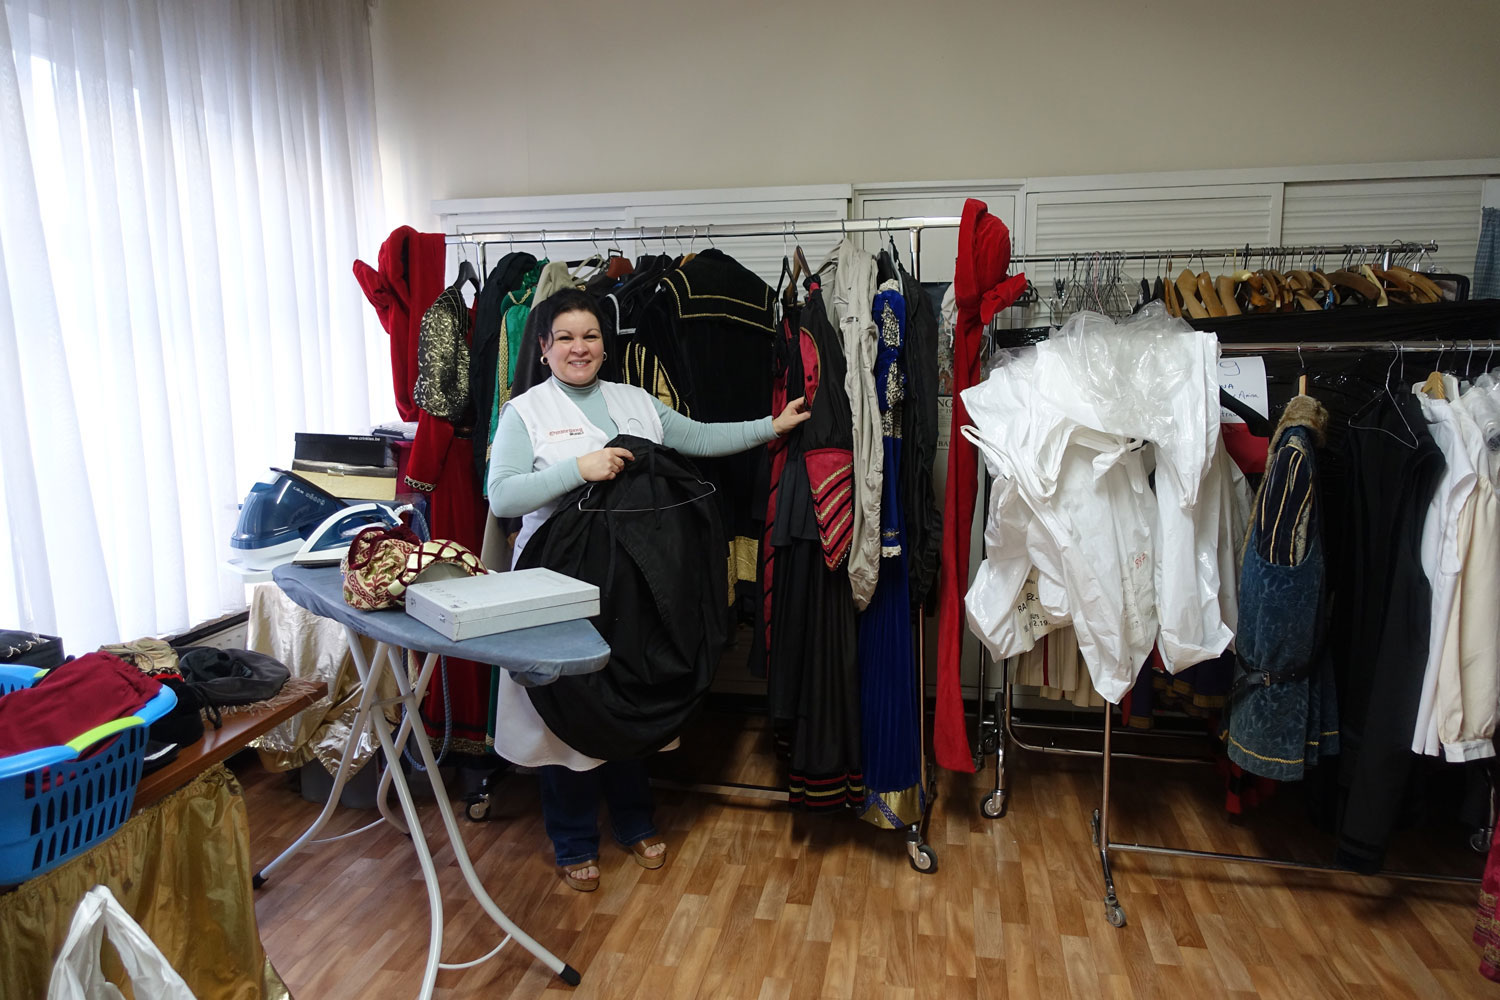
[487,377,777,518]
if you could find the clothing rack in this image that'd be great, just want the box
[445,216,961,282]
[969,320,1493,927]
[1005,240,1439,267]
[454,214,960,874]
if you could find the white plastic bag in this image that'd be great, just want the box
[46,885,197,1000]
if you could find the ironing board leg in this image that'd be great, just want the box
[350,640,448,1000]
[254,646,382,887]
[260,632,580,991]
[383,640,582,986]
[375,650,442,835]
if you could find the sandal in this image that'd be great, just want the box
[557,859,600,892]
[630,839,667,870]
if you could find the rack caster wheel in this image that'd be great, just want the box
[980,791,1007,819]
[907,842,938,874]
[1471,827,1493,853]
[466,798,490,822]
[252,872,267,890]
[1105,900,1126,928]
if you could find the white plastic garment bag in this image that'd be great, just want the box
[961,351,1157,704]
[1041,305,1232,672]
[46,886,197,1000]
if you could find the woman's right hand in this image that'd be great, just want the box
[577,446,635,482]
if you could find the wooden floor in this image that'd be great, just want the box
[244,710,1499,999]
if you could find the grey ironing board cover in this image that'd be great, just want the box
[272,564,609,686]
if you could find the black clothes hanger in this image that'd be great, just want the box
[452,259,481,297]
[1219,388,1271,437]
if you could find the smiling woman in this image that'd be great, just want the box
[541,296,608,387]
[483,285,808,891]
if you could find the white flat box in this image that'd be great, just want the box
[404,568,599,641]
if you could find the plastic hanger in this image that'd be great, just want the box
[1220,388,1271,437]
[452,257,481,299]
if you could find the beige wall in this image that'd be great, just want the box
[370,0,1500,227]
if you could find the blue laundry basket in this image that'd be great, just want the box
[0,664,177,884]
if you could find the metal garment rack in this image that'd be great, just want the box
[1089,335,1494,927]
[449,215,960,874]
[1003,239,1437,267]
[966,316,1493,925]
[445,215,960,279]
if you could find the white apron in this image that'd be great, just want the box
[492,378,663,769]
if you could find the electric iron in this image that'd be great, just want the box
[227,468,408,575]
[290,501,410,567]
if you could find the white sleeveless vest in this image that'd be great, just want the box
[504,377,663,566]
[493,377,664,770]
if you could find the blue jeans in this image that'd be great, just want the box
[538,760,658,866]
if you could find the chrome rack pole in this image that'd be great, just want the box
[905,224,938,874]
[445,216,963,247]
[1006,240,1438,268]
[1094,704,1126,926]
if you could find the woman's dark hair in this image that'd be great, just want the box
[531,288,604,349]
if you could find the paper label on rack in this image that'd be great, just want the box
[1217,356,1268,423]
[937,396,953,449]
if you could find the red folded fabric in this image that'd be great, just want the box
[1221,421,1269,475]
[935,198,1025,774]
[0,652,161,757]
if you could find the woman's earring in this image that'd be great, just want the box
[602,352,608,361]
[542,356,550,366]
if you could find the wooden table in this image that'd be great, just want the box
[133,680,327,811]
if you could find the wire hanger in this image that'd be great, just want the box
[1348,343,1418,448]
[576,477,717,513]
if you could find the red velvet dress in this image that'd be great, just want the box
[353,226,447,422]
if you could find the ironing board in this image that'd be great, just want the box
[256,564,610,995]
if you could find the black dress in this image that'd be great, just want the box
[1332,390,1444,871]
[765,283,864,812]
[896,260,942,611]
[515,437,729,761]
[628,250,776,605]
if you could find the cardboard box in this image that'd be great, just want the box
[404,569,600,641]
[290,459,397,501]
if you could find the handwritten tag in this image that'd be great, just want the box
[1217,356,1268,423]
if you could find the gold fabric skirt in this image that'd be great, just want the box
[0,765,286,1000]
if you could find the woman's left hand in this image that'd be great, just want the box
[773,396,812,436]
